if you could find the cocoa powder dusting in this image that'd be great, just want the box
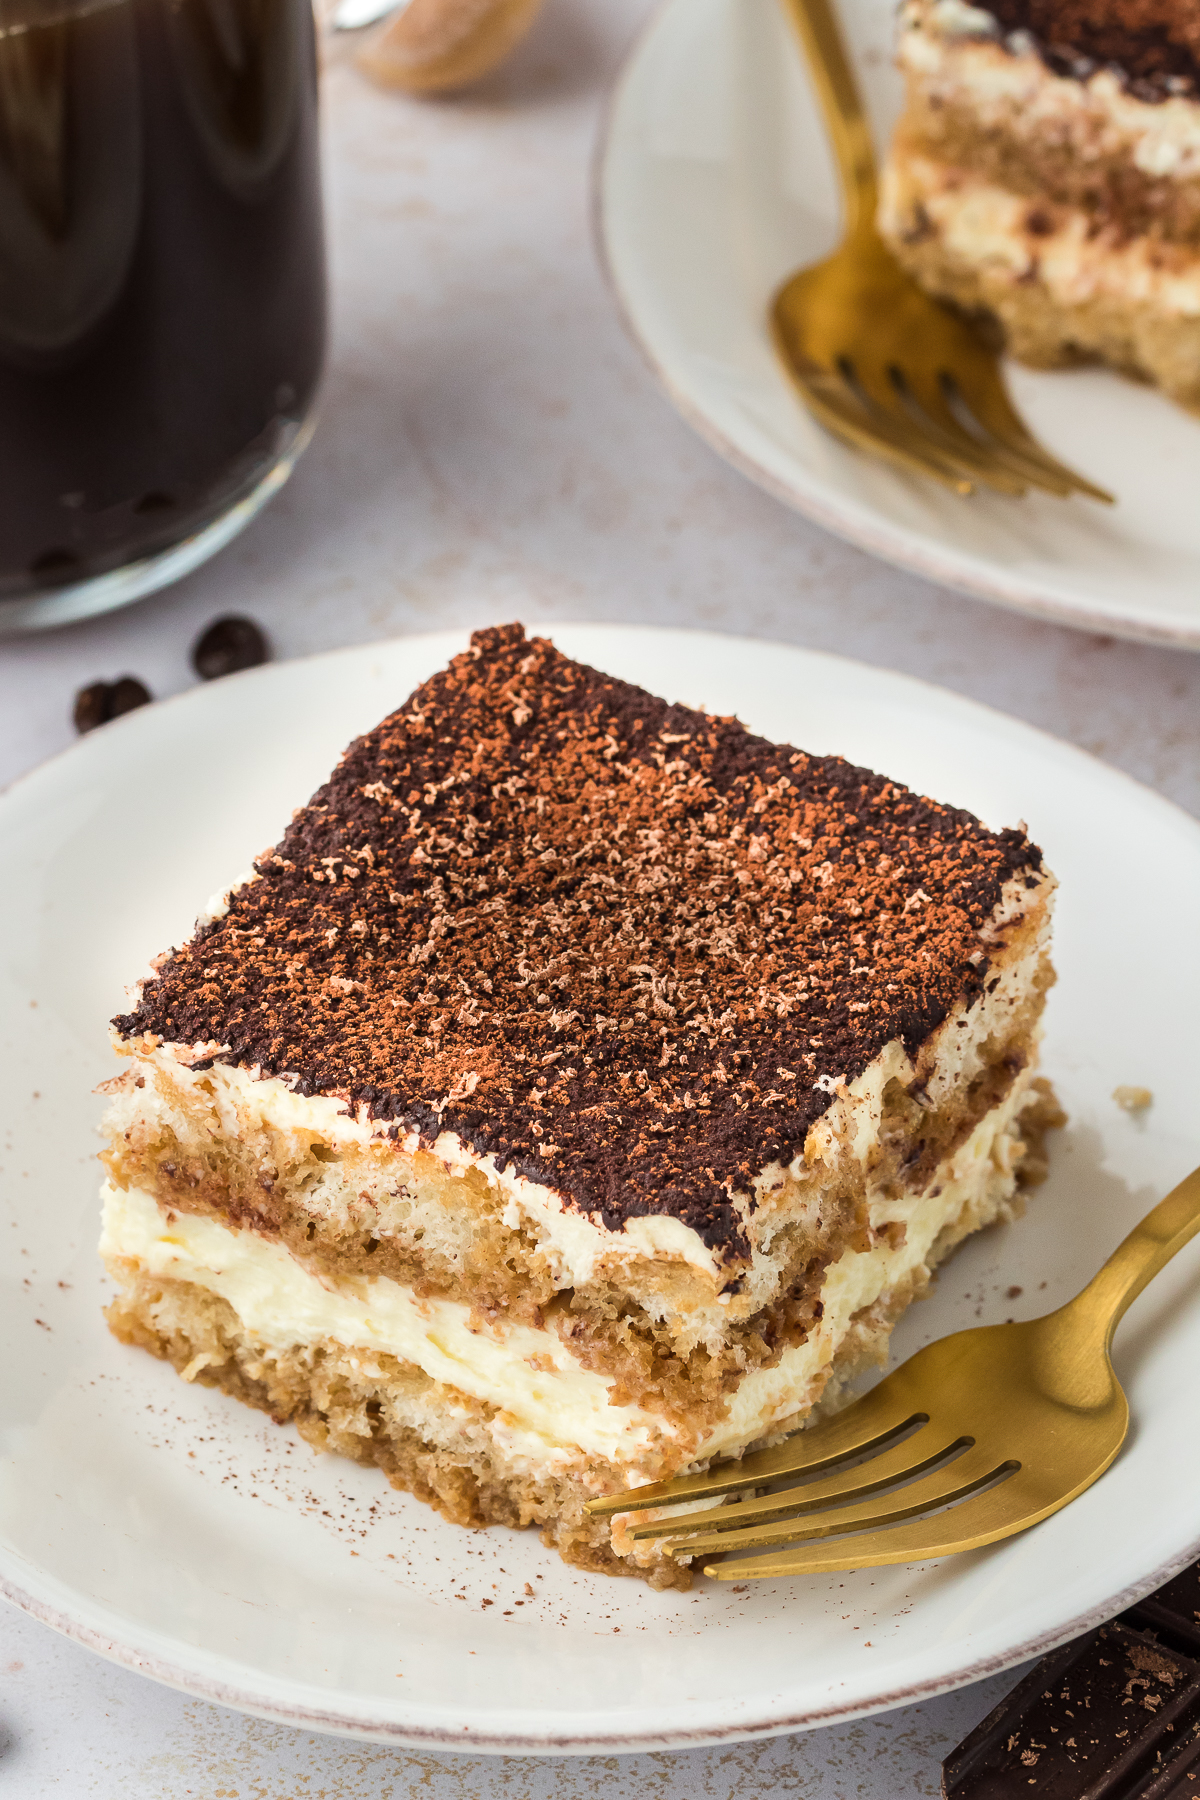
[980,0,1200,100]
[115,625,1043,1260]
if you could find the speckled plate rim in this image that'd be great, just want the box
[593,0,1200,654]
[3,623,1200,1754]
[6,1539,1200,1754]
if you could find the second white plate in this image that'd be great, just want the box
[2,625,1200,1750]
[597,0,1200,649]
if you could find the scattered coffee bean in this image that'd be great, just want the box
[72,682,110,734]
[192,614,268,681]
[108,676,153,718]
[73,676,152,735]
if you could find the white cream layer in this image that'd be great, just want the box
[99,1074,1033,1480]
[882,152,1200,317]
[99,1179,663,1472]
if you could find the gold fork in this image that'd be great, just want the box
[588,1165,1200,1580]
[770,0,1112,501]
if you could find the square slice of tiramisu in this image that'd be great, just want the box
[880,0,1200,408]
[99,624,1060,1587]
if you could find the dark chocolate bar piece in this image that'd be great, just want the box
[1139,1729,1200,1800]
[943,1617,1200,1798]
[1129,1565,1200,1664]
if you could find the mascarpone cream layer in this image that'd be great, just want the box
[100,1178,664,1471]
[883,152,1200,315]
[99,1071,1034,1480]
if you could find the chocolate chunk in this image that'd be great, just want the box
[73,676,151,734]
[192,615,269,680]
[944,1591,1200,1797]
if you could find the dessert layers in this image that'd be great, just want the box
[100,624,1060,1585]
[881,0,1200,405]
[98,1069,1038,1480]
[100,1068,1049,1580]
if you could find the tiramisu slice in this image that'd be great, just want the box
[99,625,1061,1588]
[880,0,1200,408]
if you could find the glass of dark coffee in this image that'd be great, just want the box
[0,0,326,632]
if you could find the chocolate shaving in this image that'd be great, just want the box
[981,0,1200,101]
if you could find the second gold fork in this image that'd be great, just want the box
[770,0,1112,502]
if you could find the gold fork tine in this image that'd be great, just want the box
[706,1461,1060,1580]
[925,375,1076,497]
[662,1432,1007,1562]
[893,364,1075,499]
[843,357,1030,498]
[947,362,1114,504]
[588,1383,929,1518]
[781,357,975,495]
[773,305,976,493]
[659,1441,1011,1561]
[780,287,1033,500]
[625,1426,973,1542]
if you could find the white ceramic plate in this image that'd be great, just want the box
[3,624,1199,1752]
[597,0,1200,650]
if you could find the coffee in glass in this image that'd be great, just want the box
[0,0,326,630]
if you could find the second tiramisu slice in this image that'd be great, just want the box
[881,0,1200,407]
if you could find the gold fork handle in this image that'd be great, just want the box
[1068,1164,1200,1348]
[778,0,878,235]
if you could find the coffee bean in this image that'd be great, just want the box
[192,615,268,680]
[73,682,111,734]
[108,676,152,718]
[73,676,152,734]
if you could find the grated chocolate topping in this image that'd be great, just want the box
[978,0,1200,101]
[115,625,1044,1262]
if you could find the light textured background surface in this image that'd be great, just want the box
[1,0,1197,1790]
[0,1597,1033,1796]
